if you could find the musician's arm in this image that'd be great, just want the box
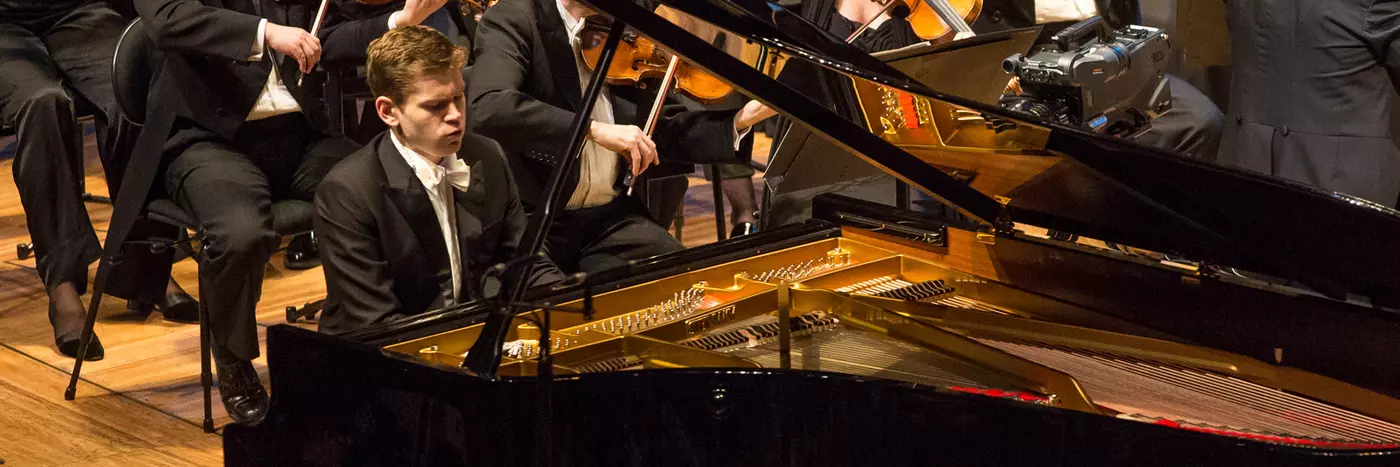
[468,1,578,160]
[135,0,263,61]
[318,1,396,65]
[314,172,405,335]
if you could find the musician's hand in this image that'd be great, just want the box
[590,122,658,177]
[264,22,320,74]
[399,0,450,26]
[734,99,778,131]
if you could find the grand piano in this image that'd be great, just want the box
[227,0,1400,465]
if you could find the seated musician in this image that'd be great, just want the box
[1,0,197,360]
[738,0,929,228]
[468,0,768,273]
[316,26,562,335]
[132,0,383,425]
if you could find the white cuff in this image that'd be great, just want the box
[732,124,753,151]
[388,11,402,29]
[249,19,268,61]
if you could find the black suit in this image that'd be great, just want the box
[1220,0,1400,206]
[132,0,375,361]
[467,0,746,272]
[316,132,562,334]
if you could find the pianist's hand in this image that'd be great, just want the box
[590,122,658,177]
[265,22,321,74]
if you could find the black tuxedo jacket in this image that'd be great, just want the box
[134,0,333,138]
[466,0,747,209]
[315,131,563,334]
[317,0,475,67]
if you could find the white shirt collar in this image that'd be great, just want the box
[556,0,584,40]
[389,130,470,192]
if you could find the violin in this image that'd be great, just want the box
[577,16,733,104]
[874,0,982,42]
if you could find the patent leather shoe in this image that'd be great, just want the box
[215,359,268,426]
[283,232,320,270]
[55,333,104,361]
[51,303,103,361]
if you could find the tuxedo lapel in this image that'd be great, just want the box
[377,135,452,292]
[537,0,582,111]
[453,179,484,299]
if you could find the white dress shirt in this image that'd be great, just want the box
[556,0,750,209]
[1035,0,1098,23]
[389,130,472,305]
[558,0,622,209]
[247,19,303,121]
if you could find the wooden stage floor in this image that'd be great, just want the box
[0,130,768,465]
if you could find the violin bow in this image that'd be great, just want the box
[297,0,332,87]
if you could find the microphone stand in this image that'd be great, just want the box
[460,17,627,467]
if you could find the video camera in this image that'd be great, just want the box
[999,16,1172,136]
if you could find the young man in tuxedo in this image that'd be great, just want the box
[468,0,768,273]
[316,25,562,335]
[132,0,386,425]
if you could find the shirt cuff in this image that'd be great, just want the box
[249,19,268,61]
[732,124,752,151]
[388,11,402,29]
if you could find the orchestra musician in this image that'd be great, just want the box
[1219,0,1400,207]
[130,0,388,425]
[0,0,197,360]
[750,0,929,228]
[467,0,765,273]
[316,25,563,335]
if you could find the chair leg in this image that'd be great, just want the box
[197,269,214,433]
[710,165,726,242]
[66,256,118,400]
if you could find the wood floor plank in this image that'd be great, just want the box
[0,346,222,466]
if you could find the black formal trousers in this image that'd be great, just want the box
[544,196,684,274]
[0,3,124,292]
[162,114,355,361]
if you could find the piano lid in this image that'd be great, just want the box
[582,0,1400,303]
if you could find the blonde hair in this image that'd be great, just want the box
[365,25,468,103]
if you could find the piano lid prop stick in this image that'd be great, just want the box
[297,0,331,87]
[623,54,681,195]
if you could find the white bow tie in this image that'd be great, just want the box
[419,158,472,192]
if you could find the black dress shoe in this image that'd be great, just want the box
[55,334,104,361]
[214,359,269,426]
[730,221,758,238]
[159,293,199,323]
[51,303,103,361]
[283,232,320,270]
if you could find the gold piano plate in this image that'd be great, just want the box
[498,334,761,376]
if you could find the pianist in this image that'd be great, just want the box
[315,26,562,334]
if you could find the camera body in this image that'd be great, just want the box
[1001,17,1172,136]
